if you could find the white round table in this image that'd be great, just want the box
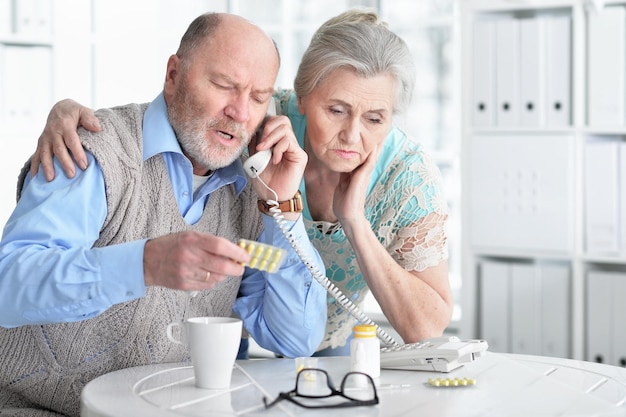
[81,352,626,417]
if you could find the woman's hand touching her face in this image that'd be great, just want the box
[332,144,381,230]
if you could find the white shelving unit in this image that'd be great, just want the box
[460,0,626,365]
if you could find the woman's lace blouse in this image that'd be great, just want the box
[276,90,449,350]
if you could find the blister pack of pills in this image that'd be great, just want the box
[238,239,287,273]
[427,377,476,387]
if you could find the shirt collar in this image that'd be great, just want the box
[142,92,248,195]
[142,93,182,160]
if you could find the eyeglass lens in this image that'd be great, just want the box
[296,369,377,403]
[340,373,377,401]
[295,368,332,397]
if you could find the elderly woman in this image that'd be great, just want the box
[30,9,453,356]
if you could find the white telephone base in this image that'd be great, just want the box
[380,336,489,373]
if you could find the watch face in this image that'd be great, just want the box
[293,191,304,212]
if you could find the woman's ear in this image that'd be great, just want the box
[297,95,306,115]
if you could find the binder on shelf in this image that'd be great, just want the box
[472,19,495,127]
[495,17,520,127]
[621,142,626,255]
[539,264,570,358]
[586,271,616,365]
[479,261,510,353]
[587,5,626,127]
[519,17,546,128]
[611,274,626,367]
[511,264,539,355]
[584,139,620,254]
[545,15,571,127]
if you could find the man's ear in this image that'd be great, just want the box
[164,54,181,98]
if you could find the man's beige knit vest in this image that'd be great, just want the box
[0,103,263,417]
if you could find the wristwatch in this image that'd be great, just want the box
[258,190,303,214]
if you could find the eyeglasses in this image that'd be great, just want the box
[263,368,379,409]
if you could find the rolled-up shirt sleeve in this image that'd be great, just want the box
[0,154,145,328]
[233,214,327,358]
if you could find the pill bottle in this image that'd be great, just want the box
[350,324,380,379]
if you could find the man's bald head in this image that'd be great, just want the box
[175,12,280,70]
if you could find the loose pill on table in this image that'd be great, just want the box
[428,377,476,387]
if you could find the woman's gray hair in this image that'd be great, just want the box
[294,9,415,114]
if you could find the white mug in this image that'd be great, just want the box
[167,316,242,389]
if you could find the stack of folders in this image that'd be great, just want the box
[479,260,570,359]
[472,14,571,128]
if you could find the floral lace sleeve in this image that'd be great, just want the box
[368,138,449,272]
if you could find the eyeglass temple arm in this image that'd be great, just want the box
[262,395,280,409]
[263,391,294,409]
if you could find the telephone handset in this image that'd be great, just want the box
[243,98,278,178]
[243,99,488,372]
[243,149,272,178]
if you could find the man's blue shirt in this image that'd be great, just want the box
[0,93,327,357]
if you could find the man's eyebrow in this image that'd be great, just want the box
[254,87,275,95]
[215,74,274,95]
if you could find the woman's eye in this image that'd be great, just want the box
[365,114,383,124]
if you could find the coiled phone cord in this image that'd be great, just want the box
[254,175,400,348]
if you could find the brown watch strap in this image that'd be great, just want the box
[258,190,303,214]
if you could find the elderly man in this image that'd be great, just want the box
[0,13,326,416]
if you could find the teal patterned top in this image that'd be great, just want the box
[274,90,449,350]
